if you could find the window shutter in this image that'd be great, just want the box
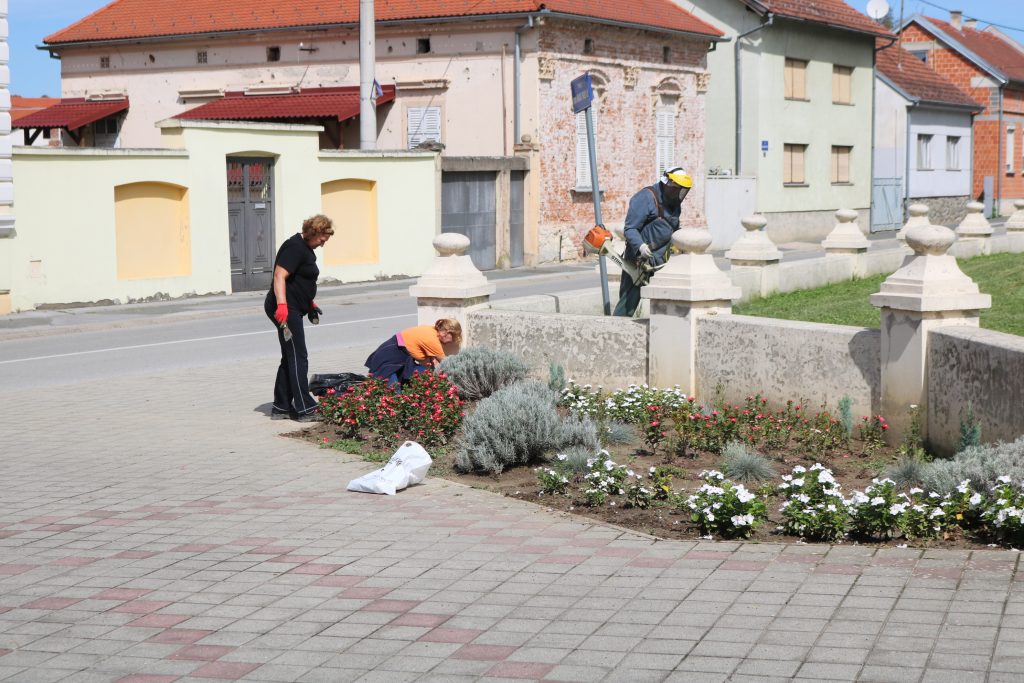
[408,106,441,148]
[795,62,806,100]
[576,109,597,189]
[1007,128,1016,173]
[656,106,676,176]
[784,61,794,99]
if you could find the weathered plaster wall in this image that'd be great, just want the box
[467,307,648,387]
[534,21,709,262]
[695,315,880,415]
[928,327,1024,456]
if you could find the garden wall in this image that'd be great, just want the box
[928,327,1024,456]
[467,308,648,388]
[695,315,880,419]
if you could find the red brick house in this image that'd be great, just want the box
[900,12,1024,215]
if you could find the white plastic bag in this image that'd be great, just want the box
[347,441,433,495]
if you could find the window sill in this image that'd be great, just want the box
[571,187,605,196]
[917,168,933,172]
[832,101,854,106]
[831,182,854,186]
[783,183,809,188]
[784,97,810,102]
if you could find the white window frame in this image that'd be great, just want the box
[655,97,677,178]
[407,106,442,149]
[946,136,961,171]
[1007,127,1016,174]
[917,134,933,171]
[575,107,599,191]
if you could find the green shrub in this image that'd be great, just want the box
[548,363,567,394]
[958,402,982,454]
[920,437,1024,496]
[837,395,854,438]
[455,381,561,475]
[440,348,528,401]
[721,441,776,483]
[602,421,636,446]
[885,456,925,489]
[560,416,600,452]
[553,446,595,476]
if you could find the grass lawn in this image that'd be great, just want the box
[733,252,1024,337]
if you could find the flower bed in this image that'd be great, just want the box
[299,375,1022,549]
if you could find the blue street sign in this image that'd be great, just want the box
[761,140,769,153]
[571,74,594,114]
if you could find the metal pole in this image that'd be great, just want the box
[359,0,377,150]
[585,107,611,315]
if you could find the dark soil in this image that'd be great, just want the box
[290,423,993,550]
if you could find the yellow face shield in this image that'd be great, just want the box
[665,169,693,188]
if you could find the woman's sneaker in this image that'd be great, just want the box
[295,412,321,423]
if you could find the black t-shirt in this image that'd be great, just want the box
[268,233,319,315]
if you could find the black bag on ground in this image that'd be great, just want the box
[309,372,367,396]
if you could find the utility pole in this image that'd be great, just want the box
[359,0,377,150]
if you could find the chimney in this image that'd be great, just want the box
[950,10,962,30]
[964,18,977,30]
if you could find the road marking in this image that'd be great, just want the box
[0,313,416,365]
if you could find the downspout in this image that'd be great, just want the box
[514,15,537,146]
[735,13,773,175]
[997,84,1004,217]
[905,101,917,209]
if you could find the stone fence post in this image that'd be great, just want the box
[725,214,781,297]
[954,201,992,255]
[897,203,930,243]
[408,233,495,347]
[1007,199,1024,251]
[870,220,990,441]
[642,227,741,396]
[822,209,870,276]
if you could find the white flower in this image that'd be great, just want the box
[649,467,656,474]
[890,503,908,515]
[909,488,923,495]
[871,497,885,506]
[957,480,971,494]
[731,514,754,527]
[970,493,982,506]
[997,475,1012,484]
[818,470,836,484]
[930,508,944,518]
[793,466,807,474]
[706,512,716,521]
[736,488,756,504]
[792,479,805,487]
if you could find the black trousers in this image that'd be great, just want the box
[264,302,318,415]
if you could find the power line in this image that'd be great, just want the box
[912,0,1024,34]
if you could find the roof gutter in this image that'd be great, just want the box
[41,11,726,50]
[514,13,543,147]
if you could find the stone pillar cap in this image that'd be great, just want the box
[643,227,741,303]
[725,214,781,263]
[823,208,869,252]
[409,232,496,299]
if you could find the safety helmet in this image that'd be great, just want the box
[662,167,693,188]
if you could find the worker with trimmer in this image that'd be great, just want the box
[613,166,692,317]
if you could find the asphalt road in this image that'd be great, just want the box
[0,265,598,392]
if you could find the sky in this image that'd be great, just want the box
[8,0,1024,98]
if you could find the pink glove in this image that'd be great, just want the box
[274,303,289,324]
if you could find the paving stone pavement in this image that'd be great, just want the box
[1,346,1022,683]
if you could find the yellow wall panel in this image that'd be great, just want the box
[114,182,191,280]
[321,179,378,266]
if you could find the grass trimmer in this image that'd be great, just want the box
[583,226,666,287]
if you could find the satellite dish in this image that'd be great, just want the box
[866,0,891,20]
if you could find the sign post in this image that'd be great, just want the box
[571,73,611,315]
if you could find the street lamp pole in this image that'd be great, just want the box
[359,0,377,150]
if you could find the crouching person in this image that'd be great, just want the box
[365,319,462,387]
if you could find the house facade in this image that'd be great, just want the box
[900,12,1024,215]
[33,0,723,269]
[873,42,981,229]
[681,0,889,243]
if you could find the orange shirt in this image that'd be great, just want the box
[398,325,445,362]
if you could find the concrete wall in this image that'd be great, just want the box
[6,121,439,310]
[928,326,1024,456]
[467,307,648,388]
[695,315,880,417]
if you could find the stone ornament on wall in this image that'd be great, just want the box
[538,57,556,81]
[696,72,710,93]
[623,66,640,89]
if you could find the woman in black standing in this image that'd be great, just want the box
[264,214,334,421]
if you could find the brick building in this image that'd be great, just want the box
[27,0,724,269]
[900,11,1024,215]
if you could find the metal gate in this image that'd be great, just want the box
[509,171,525,268]
[441,171,496,270]
[871,177,903,232]
[227,157,276,291]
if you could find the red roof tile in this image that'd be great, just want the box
[175,85,395,122]
[45,0,723,45]
[12,98,129,130]
[875,41,981,109]
[753,0,891,37]
[919,17,1024,84]
[10,97,61,123]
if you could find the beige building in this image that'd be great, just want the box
[36,0,724,268]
